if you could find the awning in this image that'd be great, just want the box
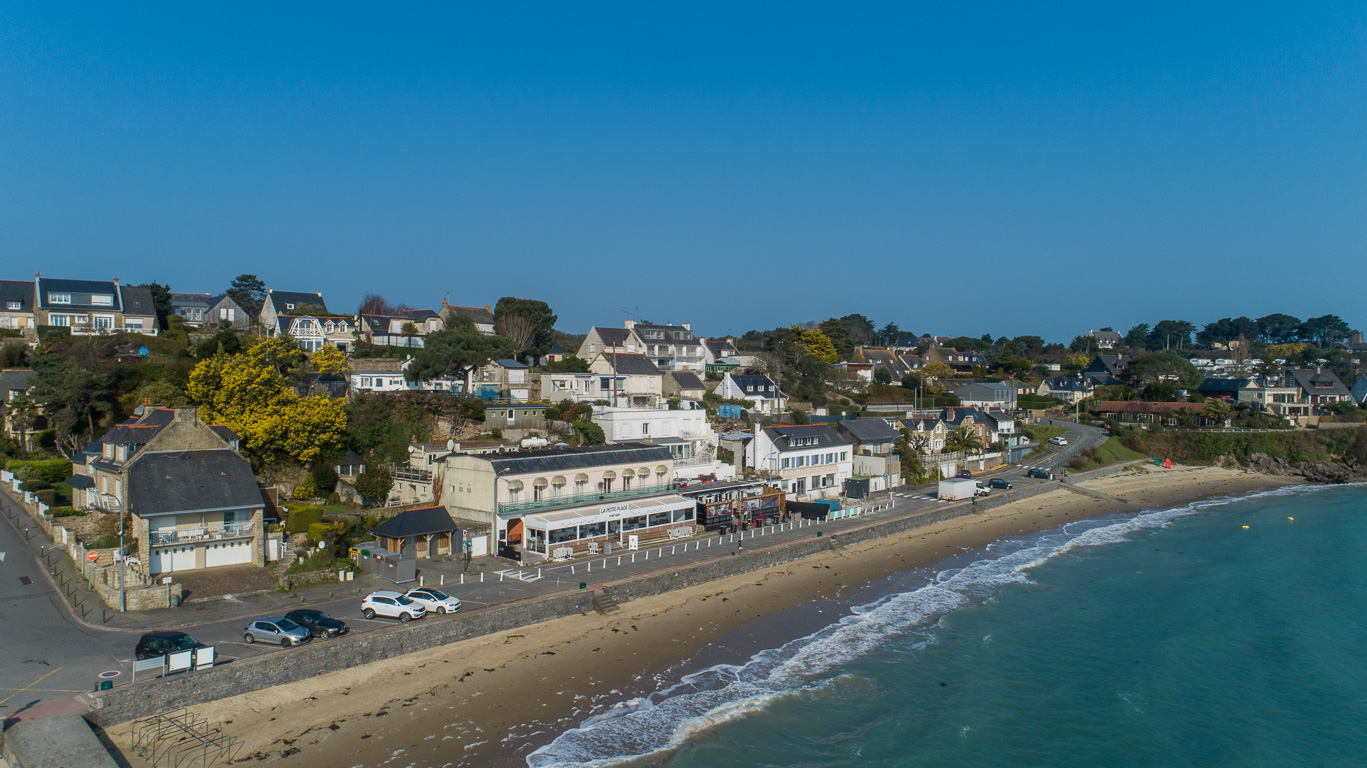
[648,437,690,445]
[521,494,695,532]
[551,475,566,486]
[533,477,549,487]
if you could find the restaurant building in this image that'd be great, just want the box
[441,442,696,562]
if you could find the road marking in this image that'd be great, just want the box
[0,667,64,705]
[0,686,85,694]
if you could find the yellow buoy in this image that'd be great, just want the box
[1242,525,1249,529]
[1288,517,1294,521]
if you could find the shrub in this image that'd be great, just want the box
[19,479,52,492]
[287,505,325,534]
[6,459,73,484]
[48,506,83,518]
[36,489,56,505]
[292,482,316,501]
[491,427,504,440]
[310,462,338,493]
[307,522,337,544]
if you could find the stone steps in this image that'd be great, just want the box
[591,591,621,616]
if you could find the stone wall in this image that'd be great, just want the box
[87,590,596,727]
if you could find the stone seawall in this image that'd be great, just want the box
[88,590,596,727]
[86,463,1146,728]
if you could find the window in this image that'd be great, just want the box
[48,293,71,304]
[622,515,647,531]
[642,423,650,435]
[91,294,113,306]
[549,527,577,544]
[285,303,295,310]
[648,512,671,527]
[4,301,19,310]
[50,315,71,327]
[580,522,606,539]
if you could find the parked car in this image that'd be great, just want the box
[1049,436,1068,446]
[974,481,991,496]
[362,590,427,622]
[284,609,350,639]
[988,478,1013,490]
[244,617,312,647]
[134,631,207,660]
[957,469,973,478]
[1026,468,1054,480]
[404,588,462,615]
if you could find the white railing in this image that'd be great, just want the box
[151,521,255,546]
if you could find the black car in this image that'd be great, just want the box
[284,609,350,639]
[958,470,973,479]
[1025,468,1054,480]
[988,478,1012,490]
[134,631,207,660]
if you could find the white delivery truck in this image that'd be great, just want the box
[938,477,977,501]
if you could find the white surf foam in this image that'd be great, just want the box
[526,484,1331,768]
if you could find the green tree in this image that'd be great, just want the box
[541,354,590,373]
[226,274,268,318]
[873,366,893,386]
[406,329,515,386]
[29,355,115,456]
[493,297,558,356]
[1202,397,1232,426]
[573,420,605,445]
[945,427,984,455]
[194,328,245,360]
[1256,313,1301,344]
[355,466,393,506]
[1298,314,1351,347]
[1122,352,1202,389]
[400,321,420,348]
[1124,323,1151,349]
[879,322,901,346]
[795,326,840,364]
[1148,320,1195,350]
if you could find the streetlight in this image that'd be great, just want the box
[99,493,127,612]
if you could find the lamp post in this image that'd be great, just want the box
[99,493,127,612]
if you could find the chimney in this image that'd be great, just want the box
[682,322,690,331]
[947,407,956,421]
[624,318,635,330]
[113,275,120,285]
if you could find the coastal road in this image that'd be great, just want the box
[0,491,138,716]
[1,419,1109,711]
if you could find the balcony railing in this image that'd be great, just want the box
[497,482,680,516]
[391,466,433,483]
[151,521,256,546]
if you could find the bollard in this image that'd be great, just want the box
[441,574,445,586]
[481,572,484,583]
[632,553,636,563]
[672,545,676,555]
[539,568,543,578]
[618,556,622,566]
[603,559,607,569]
[586,561,591,572]
[420,575,425,587]
[571,565,576,574]
[461,573,465,585]
[500,572,504,581]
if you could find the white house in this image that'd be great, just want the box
[592,403,732,483]
[541,371,601,404]
[350,357,464,394]
[745,425,853,501]
[716,373,787,414]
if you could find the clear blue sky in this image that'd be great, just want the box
[2,3,1363,342]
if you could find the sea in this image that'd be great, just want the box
[526,484,1367,767]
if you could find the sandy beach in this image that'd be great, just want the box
[105,465,1292,767]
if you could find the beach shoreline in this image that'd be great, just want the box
[105,465,1293,767]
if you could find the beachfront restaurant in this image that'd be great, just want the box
[519,494,697,562]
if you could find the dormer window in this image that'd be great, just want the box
[91,294,113,306]
[104,443,113,459]
[5,301,19,310]
[286,303,295,310]
[49,293,71,304]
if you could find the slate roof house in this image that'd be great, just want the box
[439,300,496,335]
[1088,329,1124,349]
[1083,354,1130,387]
[371,506,463,560]
[744,424,854,500]
[716,373,788,414]
[0,279,37,339]
[836,418,904,490]
[30,274,158,336]
[1284,368,1352,406]
[71,406,266,578]
[358,309,443,347]
[628,319,704,373]
[1036,377,1091,404]
[588,353,665,408]
[664,371,708,401]
[577,326,637,360]
[259,289,354,352]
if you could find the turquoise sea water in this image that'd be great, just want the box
[529,485,1367,767]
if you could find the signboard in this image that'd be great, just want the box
[195,646,215,669]
[600,504,630,518]
[628,535,639,550]
[87,551,99,562]
[168,650,194,673]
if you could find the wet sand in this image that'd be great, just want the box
[106,465,1291,767]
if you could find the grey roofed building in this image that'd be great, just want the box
[486,442,673,476]
[1198,378,1250,397]
[493,358,529,369]
[125,450,263,518]
[119,285,157,320]
[0,280,36,313]
[835,418,901,445]
[669,371,706,390]
[728,374,780,394]
[34,276,124,311]
[762,424,853,451]
[598,353,662,375]
[1089,329,1124,348]
[443,303,496,326]
[264,290,328,315]
[0,368,37,398]
[589,327,632,345]
[1284,368,1351,402]
[371,505,458,538]
[704,339,737,357]
[1039,376,1089,392]
[633,322,697,343]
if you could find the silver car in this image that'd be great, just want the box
[244,617,313,647]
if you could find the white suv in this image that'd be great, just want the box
[1049,436,1068,446]
[405,588,462,615]
[361,591,427,622]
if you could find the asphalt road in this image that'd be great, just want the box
[0,419,1107,713]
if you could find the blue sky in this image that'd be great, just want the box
[2,3,1364,342]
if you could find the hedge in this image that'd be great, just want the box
[287,505,325,534]
[5,459,74,484]
[48,507,84,518]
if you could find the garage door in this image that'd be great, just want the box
[205,541,252,568]
[149,548,173,575]
[170,546,196,571]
